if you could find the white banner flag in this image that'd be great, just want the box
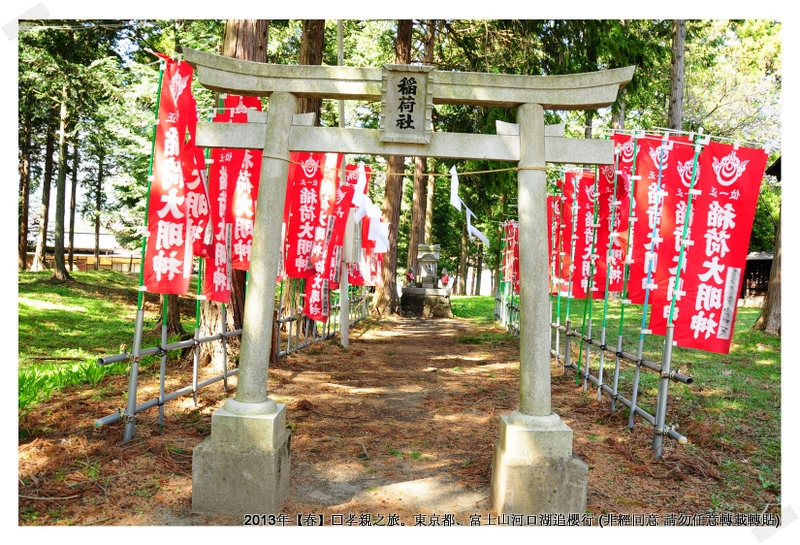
[465,206,490,248]
[450,165,462,211]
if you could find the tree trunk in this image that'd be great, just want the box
[31,123,55,272]
[52,91,72,282]
[406,21,436,277]
[19,116,32,271]
[753,207,781,335]
[470,255,477,295]
[165,294,187,337]
[424,166,435,244]
[457,219,468,295]
[94,154,104,271]
[298,20,325,124]
[373,19,413,317]
[584,109,594,140]
[668,20,686,131]
[221,19,269,63]
[406,155,428,277]
[68,140,78,271]
[612,88,626,130]
[199,19,271,367]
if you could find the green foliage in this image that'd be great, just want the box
[749,177,780,252]
[18,18,781,301]
[18,270,193,412]
[18,359,129,412]
[683,20,781,146]
[450,295,495,324]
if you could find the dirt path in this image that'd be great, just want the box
[18,315,766,527]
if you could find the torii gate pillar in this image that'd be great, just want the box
[192,92,297,515]
[489,103,588,516]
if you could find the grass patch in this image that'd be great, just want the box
[544,295,781,512]
[450,295,495,324]
[18,270,197,412]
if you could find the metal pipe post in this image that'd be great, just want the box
[596,325,606,401]
[611,335,623,412]
[340,262,350,347]
[563,318,571,372]
[123,308,145,442]
[159,296,168,424]
[583,317,593,391]
[627,334,646,429]
[221,303,228,391]
[652,324,676,458]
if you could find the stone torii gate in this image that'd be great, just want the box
[182,46,634,517]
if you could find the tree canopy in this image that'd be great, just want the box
[18,19,781,288]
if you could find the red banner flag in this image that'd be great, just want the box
[501,221,514,286]
[596,162,627,293]
[610,132,636,262]
[648,140,700,334]
[556,177,575,296]
[328,166,360,290]
[570,170,604,300]
[181,90,212,259]
[183,143,212,259]
[348,261,365,286]
[666,142,768,353]
[547,194,557,294]
[202,103,239,303]
[626,136,689,304]
[143,56,195,295]
[226,95,263,271]
[304,153,342,322]
[284,152,325,278]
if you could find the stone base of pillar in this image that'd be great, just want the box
[192,401,291,516]
[490,410,588,517]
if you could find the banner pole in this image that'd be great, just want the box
[124,56,166,443]
[629,135,669,429]
[613,133,640,413]
[578,167,601,388]
[221,303,229,391]
[563,173,579,373]
[652,137,702,457]
[548,185,559,359]
[597,146,623,401]
[553,174,567,363]
[159,295,169,421]
[337,20,350,348]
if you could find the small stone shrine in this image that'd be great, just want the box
[401,244,453,318]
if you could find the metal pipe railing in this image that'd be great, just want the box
[96,285,370,439]
[555,351,689,445]
[551,323,694,385]
[497,281,693,454]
